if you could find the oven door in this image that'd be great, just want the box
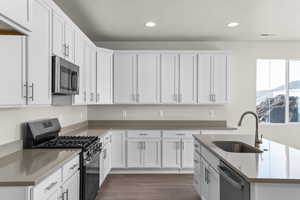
[83,151,100,200]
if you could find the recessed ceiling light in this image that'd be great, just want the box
[227,22,240,27]
[145,21,156,28]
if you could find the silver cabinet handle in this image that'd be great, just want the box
[66,189,69,200]
[178,94,182,103]
[136,93,140,103]
[139,141,143,150]
[29,83,34,101]
[67,45,70,57]
[23,83,28,99]
[182,142,185,150]
[176,133,185,136]
[143,142,146,150]
[63,44,67,56]
[139,133,148,136]
[45,181,58,191]
[97,93,100,102]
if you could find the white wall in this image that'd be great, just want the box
[93,41,300,148]
[0,106,87,145]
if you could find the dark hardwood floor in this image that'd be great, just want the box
[96,174,200,200]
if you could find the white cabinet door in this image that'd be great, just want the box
[161,53,178,104]
[127,140,142,168]
[96,48,113,104]
[0,0,31,31]
[64,23,75,63]
[111,131,126,168]
[208,165,220,200]
[85,44,97,104]
[181,139,194,169]
[0,36,26,106]
[162,139,181,168]
[52,11,65,58]
[62,171,80,200]
[137,53,160,104]
[213,54,228,104]
[27,0,51,105]
[198,54,212,104]
[143,140,161,168]
[114,53,136,104]
[179,53,197,104]
[73,32,86,105]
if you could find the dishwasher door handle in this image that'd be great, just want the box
[218,166,244,190]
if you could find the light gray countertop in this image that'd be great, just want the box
[193,133,300,183]
[0,149,80,186]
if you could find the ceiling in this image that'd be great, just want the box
[53,0,300,41]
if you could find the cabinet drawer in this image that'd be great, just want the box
[62,155,80,183]
[33,169,61,200]
[163,130,200,138]
[127,130,161,138]
[201,146,219,171]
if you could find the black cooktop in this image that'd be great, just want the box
[36,136,98,150]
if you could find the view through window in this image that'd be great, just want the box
[256,59,300,123]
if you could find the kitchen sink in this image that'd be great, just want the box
[213,141,263,153]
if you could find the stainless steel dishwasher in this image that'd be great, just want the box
[218,161,250,200]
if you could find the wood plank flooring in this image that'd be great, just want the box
[96,174,200,200]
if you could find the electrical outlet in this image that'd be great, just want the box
[159,110,164,118]
[122,110,127,120]
[209,110,215,119]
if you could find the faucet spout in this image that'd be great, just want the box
[238,111,262,148]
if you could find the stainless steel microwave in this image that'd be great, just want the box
[52,56,79,95]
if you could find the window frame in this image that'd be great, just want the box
[256,59,300,125]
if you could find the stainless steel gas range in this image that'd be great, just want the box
[23,118,101,200]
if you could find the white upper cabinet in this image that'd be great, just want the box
[137,53,160,104]
[113,53,136,104]
[73,31,86,105]
[178,53,197,104]
[0,36,26,107]
[27,0,51,105]
[213,54,229,103]
[52,10,76,63]
[86,44,97,104]
[64,23,75,63]
[96,48,113,104]
[198,53,229,104]
[0,0,31,32]
[52,11,65,58]
[161,53,178,104]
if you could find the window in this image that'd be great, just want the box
[256,59,300,124]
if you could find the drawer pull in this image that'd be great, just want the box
[45,181,58,191]
[70,163,78,170]
[139,133,148,136]
[176,133,185,136]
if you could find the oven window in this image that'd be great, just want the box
[60,66,71,90]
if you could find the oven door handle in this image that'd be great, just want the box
[218,166,244,190]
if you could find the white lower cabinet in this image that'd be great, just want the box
[111,130,126,168]
[162,138,181,168]
[62,171,80,200]
[127,139,161,168]
[194,140,220,200]
[162,130,196,170]
[181,139,194,168]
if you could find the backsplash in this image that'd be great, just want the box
[0,106,87,146]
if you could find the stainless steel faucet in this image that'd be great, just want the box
[238,111,262,148]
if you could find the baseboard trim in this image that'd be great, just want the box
[110,168,193,174]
